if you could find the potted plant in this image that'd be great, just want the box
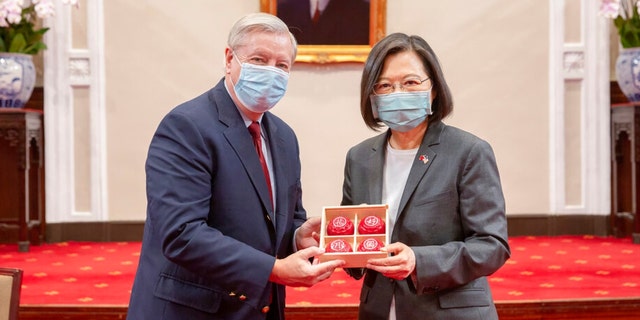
[601,0,640,101]
[0,0,77,108]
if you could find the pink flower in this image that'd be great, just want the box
[601,0,640,48]
[33,0,55,19]
[0,0,25,27]
[600,0,621,18]
[0,0,79,54]
[599,0,640,19]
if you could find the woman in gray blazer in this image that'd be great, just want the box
[342,33,511,319]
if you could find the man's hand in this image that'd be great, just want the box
[269,246,345,287]
[295,216,322,250]
[365,242,416,280]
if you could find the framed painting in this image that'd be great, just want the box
[260,0,386,63]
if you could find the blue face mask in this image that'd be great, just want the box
[233,54,289,113]
[370,91,432,132]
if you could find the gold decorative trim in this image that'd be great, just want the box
[260,0,386,64]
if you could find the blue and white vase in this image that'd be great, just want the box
[615,47,640,102]
[0,53,36,108]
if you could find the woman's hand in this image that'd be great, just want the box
[365,242,416,280]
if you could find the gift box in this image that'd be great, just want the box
[319,204,389,267]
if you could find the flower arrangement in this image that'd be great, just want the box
[600,0,640,48]
[0,0,77,55]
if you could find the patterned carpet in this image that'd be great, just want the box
[0,235,638,306]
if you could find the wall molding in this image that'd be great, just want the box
[44,215,610,243]
[43,0,107,223]
[548,0,611,215]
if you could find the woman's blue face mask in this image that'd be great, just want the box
[370,91,432,132]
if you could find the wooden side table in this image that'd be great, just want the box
[0,108,45,251]
[611,103,640,244]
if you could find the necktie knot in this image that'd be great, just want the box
[248,121,261,141]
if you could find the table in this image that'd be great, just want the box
[611,102,640,244]
[0,108,45,251]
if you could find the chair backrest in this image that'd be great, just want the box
[0,268,22,320]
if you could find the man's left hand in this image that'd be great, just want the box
[296,216,322,249]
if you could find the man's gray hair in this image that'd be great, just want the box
[228,13,298,59]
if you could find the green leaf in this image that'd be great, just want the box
[9,33,27,53]
[611,6,640,48]
[23,42,46,55]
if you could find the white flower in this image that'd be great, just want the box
[599,0,640,19]
[33,0,55,19]
[600,0,621,18]
[601,0,640,48]
[0,0,79,54]
[0,0,25,27]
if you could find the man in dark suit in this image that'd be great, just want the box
[126,13,345,320]
[277,0,370,45]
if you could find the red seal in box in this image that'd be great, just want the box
[325,239,353,253]
[326,216,354,235]
[357,238,384,252]
[358,215,385,234]
[319,205,389,267]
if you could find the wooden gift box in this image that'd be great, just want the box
[319,204,389,268]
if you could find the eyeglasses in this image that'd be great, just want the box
[373,77,431,95]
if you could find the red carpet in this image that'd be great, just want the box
[0,235,638,306]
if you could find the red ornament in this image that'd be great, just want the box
[326,216,354,235]
[357,238,384,252]
[325,239,353,253]
[358,215,385,234]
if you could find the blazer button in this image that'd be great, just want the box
[239,294,247,301]
[262,306,270,313]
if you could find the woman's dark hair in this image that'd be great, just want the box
[360,33,453,131]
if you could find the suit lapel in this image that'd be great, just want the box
[216,82,276,230]
[367,133,388,204]
[396,121,444,218]
[262,115,289,251]
[262,115,280,227]
[224,127,274,216]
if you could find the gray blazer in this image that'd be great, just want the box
[342,121,510,320]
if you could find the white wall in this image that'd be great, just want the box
[43,0,610,222]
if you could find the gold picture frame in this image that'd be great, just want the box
[260,0,386,64]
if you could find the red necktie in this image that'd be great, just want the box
[312,5,321,24]
[248,122,273,208]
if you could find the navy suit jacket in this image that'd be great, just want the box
[127,79,307,320]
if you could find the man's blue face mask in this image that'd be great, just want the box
[232,53,289,113]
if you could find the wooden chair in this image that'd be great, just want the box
[0,268,22,320]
